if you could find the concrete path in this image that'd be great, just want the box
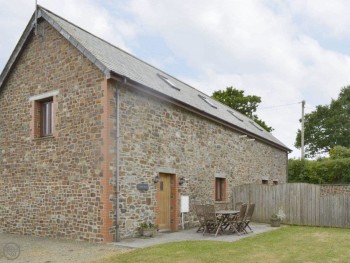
[0,222,280,262]
[114,222,279,248]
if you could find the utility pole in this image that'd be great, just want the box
[301,100,305,160]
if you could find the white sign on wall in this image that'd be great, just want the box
[181,195,189,213]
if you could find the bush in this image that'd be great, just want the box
[288,158,350,184]
[329,146,350,159]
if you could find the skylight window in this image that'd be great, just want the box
[198,94,217,109]
[157,73,180,91]
[227,110,243,122]
[249,120,263,131]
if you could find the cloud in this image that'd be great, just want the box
[289,0,350,39]
[1,0,350,158]
[126,0,350,157]
[0,0,137,71]
[39,0,136,51]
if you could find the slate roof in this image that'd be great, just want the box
[0,6,290,152]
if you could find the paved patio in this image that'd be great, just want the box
[114,222,279,248]
[0,222,279,262]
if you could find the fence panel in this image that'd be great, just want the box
[346,196,350,228]
[319,195,330,227]
[232,184,250,209]
[232,183,350,228]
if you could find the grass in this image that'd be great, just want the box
[94,226,350,263]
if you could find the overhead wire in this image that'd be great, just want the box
[259,102,300,110]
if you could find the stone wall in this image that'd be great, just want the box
[0,19,288,242]
[0,21,109,242]
[320,185,350,196]
[116,86,287,238]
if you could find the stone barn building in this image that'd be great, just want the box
[0,6,290,242]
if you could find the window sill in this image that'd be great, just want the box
[32,136,55,141]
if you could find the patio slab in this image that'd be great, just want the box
[113,222,280,248]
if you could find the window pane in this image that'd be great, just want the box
[46,103,49,134]
[222,181,225,200]
[48,101,52,135]
[41,103,46,136]
[216,180,220,200]
[215,178,225,201]
[41,100,53,136]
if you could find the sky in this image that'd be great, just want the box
[1,0,350,158]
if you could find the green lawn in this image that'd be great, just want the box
[96,226,350,263]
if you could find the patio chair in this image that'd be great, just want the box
[227,211,241,235]
[194,204,206,233]
[203,204,223,237]
[235,203,248,234]
[234,202,244,211]
[242,203,255,233]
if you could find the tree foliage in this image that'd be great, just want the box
[329,146,350,159]
[212,87,273,132]
[295,86,350,157]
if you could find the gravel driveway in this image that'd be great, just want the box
[0,232,131,263]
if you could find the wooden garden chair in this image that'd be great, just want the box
[234,201,244,210]
[203,204,223,237]
[242,203,255,233]
[236,203,248,234]
[194,204,206,233]
[227,203,247,235]
[227,212,241,235]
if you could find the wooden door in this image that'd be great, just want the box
[158,173,171,230]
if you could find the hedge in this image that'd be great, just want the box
[288,158,350,184]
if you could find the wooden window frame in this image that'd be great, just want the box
[30,90,58,140]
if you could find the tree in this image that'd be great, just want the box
[212,87,273,132]
[329,146,350,159]
[295,86,350,157]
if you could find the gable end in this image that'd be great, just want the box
[0,7,111,92]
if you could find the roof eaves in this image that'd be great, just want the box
[39,8,111,78]
[111,71,291,152]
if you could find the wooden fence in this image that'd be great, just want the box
[232,183,350,228]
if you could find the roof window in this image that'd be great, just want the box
[249,120,263,131]
[227,110,243,122]
[198,94,217,109]
[157,73,180,91]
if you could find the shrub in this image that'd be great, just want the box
[288,158,350,184]
[329,146,350,159]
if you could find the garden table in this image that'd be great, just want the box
[215,210,239,232]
